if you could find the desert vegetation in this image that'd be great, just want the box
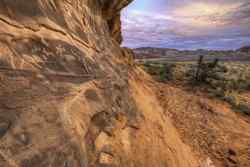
[142,56,250,115]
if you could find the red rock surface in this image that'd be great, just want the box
[0,1,249,167]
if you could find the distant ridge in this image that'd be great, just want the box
[134,46,250,62]
[237,46,250,53]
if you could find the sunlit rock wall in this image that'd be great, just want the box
[0,1,200,167]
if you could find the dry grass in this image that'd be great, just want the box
[142,61,250,115]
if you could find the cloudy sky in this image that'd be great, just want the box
[121,0,250,50]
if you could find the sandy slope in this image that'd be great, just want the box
[149,80,250,167]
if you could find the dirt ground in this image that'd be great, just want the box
[147,79,250,167]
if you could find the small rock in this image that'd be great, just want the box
[95,132,110,151]
[16,132,30,145]
[99,152,114,165]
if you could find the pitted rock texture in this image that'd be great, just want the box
[0,0,201,167]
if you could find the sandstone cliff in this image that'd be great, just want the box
[0,0,217,167]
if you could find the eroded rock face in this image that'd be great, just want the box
[0,1,200,167]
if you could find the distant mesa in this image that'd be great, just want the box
[134,47,250,62]
[237,46,250,53]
